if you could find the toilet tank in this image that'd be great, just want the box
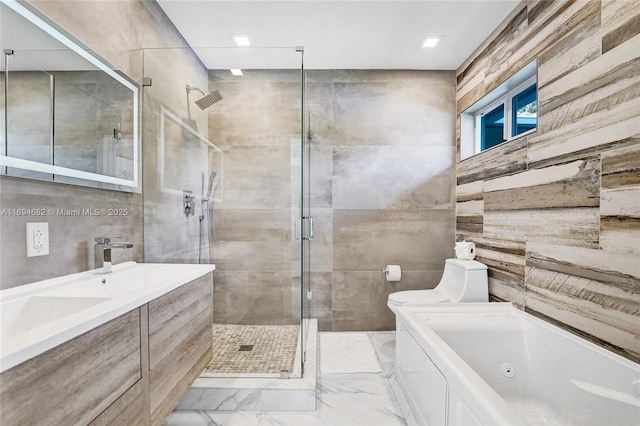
[437,259,488,302]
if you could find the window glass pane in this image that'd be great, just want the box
[512,83,537,136]
[481,104,505,150]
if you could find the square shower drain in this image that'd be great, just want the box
[239,345,254,351]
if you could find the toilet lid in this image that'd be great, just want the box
[388,289,449,306]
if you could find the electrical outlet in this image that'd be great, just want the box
[26,222,49,257]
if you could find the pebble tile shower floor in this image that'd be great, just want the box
[204,324,299,374]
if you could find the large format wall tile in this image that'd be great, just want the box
[525,243,640,359]
[333,209,454,272]
[141,46,209,265]
[484,208,599,248]
[333,146,454,210]
[483,158,600,210]
[206,72,300,327]
[305,208,333,273]
[601,0,640,54]
[209,80,301,148]
[309,272,333,331]
[211,70,456,330]
[457,137,528,185]
[0,178,143,288]
[213,271,298,325]
[29,0,133,74]
[456,0,640,359]
[331,269,445,331]
[333,77,455,147]
[470,236,526,307]
[212,208,290,272]
[600,144,640,253]
[216,145,291,210]
[331,271,399,331]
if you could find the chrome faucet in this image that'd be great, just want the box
[94,237,133,274]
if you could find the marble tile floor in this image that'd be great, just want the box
[164,331,406,426]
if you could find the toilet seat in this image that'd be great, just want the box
[387,289,449,307]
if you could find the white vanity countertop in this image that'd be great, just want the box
[0,262,215,373]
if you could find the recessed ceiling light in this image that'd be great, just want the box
[422,37,440,48]
[233,35,250,46]
[230,69,243,76]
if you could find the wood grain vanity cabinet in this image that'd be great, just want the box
[0,310,142,425]
[0,273,214,426]
[148,274,214,424]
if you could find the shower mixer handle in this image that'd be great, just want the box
[184,190,196,217]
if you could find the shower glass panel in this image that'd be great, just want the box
[141,46,307,378]
[301,67,312,371]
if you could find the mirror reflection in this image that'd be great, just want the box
[0,1,139,189]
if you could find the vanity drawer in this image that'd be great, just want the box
[148,273,213,425]
[0,309,142,426]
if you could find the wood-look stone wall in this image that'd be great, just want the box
[456,0,640,360]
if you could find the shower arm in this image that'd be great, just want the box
[186,85,206,96]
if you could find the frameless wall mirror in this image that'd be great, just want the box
[0,0,139,190]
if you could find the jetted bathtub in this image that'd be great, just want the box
[392,303,640,426]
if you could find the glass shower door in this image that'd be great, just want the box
[300,64,312,372]
[141,46,309,378]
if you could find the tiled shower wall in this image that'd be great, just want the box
[208,69,302,326]
[455,0,640,360]
[209,70,456,331]
[0,0,204,289]
[141,47,210,264]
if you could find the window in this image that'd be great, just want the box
[512,82,537,137]
[481,104,505,150]
[460,60,537,160]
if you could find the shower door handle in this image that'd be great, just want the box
[302,216,314,241]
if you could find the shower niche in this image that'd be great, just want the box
[0,1,140,191]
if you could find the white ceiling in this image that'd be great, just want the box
[157,0,521,70]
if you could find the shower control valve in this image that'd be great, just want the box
[183,190,196,217]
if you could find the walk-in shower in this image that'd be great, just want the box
[141,46,311,379]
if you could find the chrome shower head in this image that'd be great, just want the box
[186,85,223,110]
[195,90,223,109]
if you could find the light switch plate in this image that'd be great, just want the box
[26,222,49,257]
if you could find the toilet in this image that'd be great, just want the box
[387,258,488,314]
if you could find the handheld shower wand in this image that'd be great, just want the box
[205,171,217,201]
[199,170,218,264]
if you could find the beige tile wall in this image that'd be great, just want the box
[456,0,640,360]
[209,69,457,331]
[140,47,209,264]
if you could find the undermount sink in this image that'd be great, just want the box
[1,295,112,336]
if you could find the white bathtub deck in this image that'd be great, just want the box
[506,397,566,425]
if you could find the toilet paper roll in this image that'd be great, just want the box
[384,265,402,282]
[454,240,476,260]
